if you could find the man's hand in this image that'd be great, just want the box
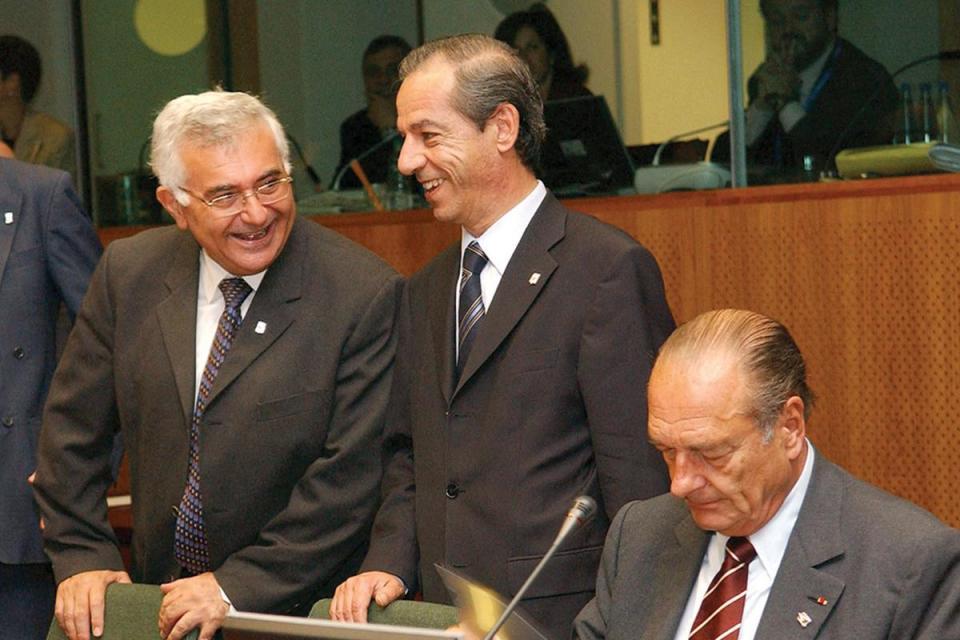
[158,573,229,640]
[54,569,132,640]
[330,571,406,623]
[753,57,801,112]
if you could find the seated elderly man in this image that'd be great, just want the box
[575,309,960,640]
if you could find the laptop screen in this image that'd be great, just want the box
[539,95,636,197]
[221,612,464,640]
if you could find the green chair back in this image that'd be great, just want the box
[310,598,459,630]
[46,583,199,640]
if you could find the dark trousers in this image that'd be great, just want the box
[0,562,55,640]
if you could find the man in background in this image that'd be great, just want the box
[575,309,960,640]
[331,34,673,638]
[34,90,401,640]
[0,158,101,640]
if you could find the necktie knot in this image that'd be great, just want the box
[462,242,488,277]
[726,536,757,566]
[219,277,252,311]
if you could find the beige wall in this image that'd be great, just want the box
[621,0,765,145]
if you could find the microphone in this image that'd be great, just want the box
[652,121,729,165]
[331,129,401,191]
[823,50,960,173]
[481,496,598,640]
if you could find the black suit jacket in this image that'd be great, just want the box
[0,159,101,565]
[575,451,960,640]
[361,194,673,638]
[35,218,402,613]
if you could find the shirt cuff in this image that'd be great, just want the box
[779,101,806,133]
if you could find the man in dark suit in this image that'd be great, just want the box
[0,158,101,640]
[330,34,673,638]
[575,309,960,640]
[33,91,401,640]
[743,0,897,176]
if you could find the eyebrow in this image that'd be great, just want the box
[202,168,284,197]
[405,119,445,133]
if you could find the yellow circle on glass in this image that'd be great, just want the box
[134,0,207,57]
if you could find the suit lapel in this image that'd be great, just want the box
[643,517,711,640]
[453,195,564,395]
[428,247,459,406]
[0,177,23,288]
[205,220,304,406]
[754,454,846,639]
[156,235,202,426]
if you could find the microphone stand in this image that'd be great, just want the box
[331,129,401,191]
[651,120,730,165]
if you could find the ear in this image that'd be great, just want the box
[778,395,807,460]
[489,102,521,154]
[157,186,188,230]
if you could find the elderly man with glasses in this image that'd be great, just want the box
[34,90,402,640]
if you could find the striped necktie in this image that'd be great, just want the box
[688,536,757,640]
[457,241,488,378]
[174,277,252,575]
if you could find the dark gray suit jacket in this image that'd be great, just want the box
[575,450,960,640]
[0,159,100,565]
[362,193,674,638]
[34,217,402,614]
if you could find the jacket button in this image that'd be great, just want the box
[13,347,24,359]
[445,483,461,499]
[2,416,13,428]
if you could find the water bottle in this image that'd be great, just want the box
[919,83,934,143]
[898,83,915,144]
[937,81,958,144]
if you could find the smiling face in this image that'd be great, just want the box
[395,57,507,235]
[647,353,807,536]
[363,45,406,101]
[157,122,295,276]
[513,26,552,86]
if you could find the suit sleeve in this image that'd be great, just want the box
[356,280,420,589]
[894,524,960,639]
[41,171,102,318]
[215,271,403,612]
[34,243,125,582]
[578,243,673,519]
[573,503,632,640]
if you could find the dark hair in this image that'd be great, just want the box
[399,34,546,174]
[493,3,588,86]
[760,0,838,17]
[363,34,412,63]
[0,35,42,103]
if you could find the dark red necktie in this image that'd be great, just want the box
[688,536,757,640]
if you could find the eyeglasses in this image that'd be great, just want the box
[180,176,294,217]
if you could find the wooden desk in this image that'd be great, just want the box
[102,174,960,528]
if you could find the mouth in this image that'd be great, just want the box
[230,219,274,244]
[420,177,445,194]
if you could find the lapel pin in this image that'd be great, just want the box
[528,272,541,285]
[4,211,12,224]
[816,596,828,606]
[255,321,267,334]
[797,611,812,628]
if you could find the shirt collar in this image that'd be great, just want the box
[198,250,267,304]
[798,38,837,102]
[745,440,816,580]
[460,180,546,275]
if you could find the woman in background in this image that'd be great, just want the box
[494,3,591,102]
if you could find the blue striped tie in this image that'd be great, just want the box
[457,241,488,378]
[174,277,252,575]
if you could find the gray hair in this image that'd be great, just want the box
[149,90,291,205]
[655,309,815,440]
[399,33,546,173]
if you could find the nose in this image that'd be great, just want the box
[237,191,270,225]
[669,451,705,498]
[396,135,423,177]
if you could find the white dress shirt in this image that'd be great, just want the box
[672,442,816,640]
[193,252,265,406]
[455,180,546,359]
[746,39,837,144]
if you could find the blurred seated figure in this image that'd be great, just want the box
[0,35,76,179]
[333,35,411,190]
[716,0,897,181]
[495,3,591,102]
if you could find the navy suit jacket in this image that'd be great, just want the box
[0,158,101,565]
